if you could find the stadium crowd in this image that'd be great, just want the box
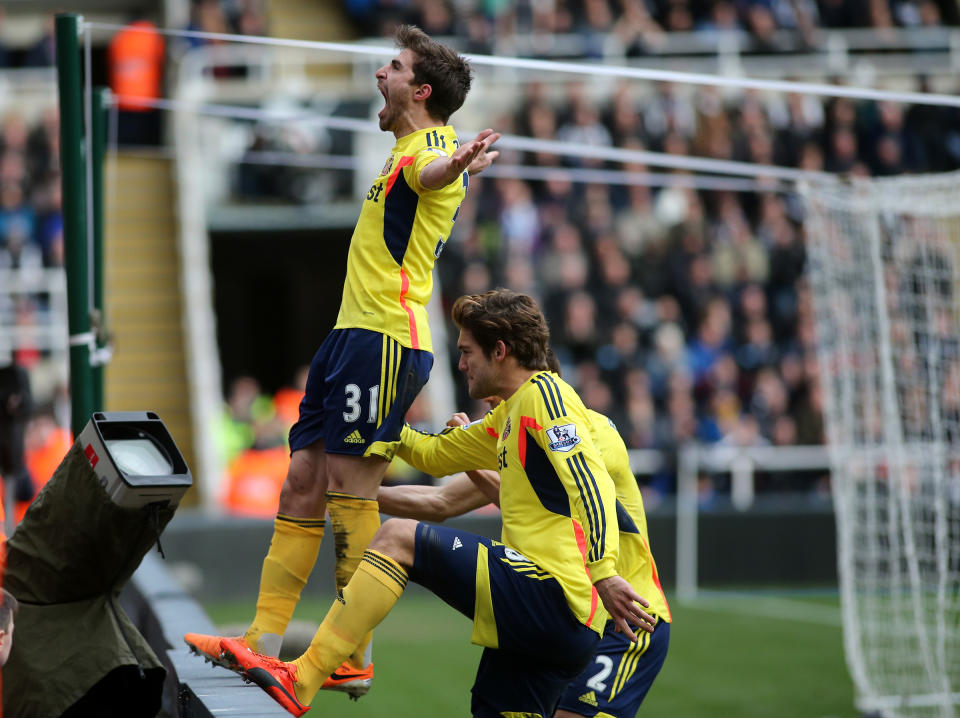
[342,0,960,53]
[329,0,960,505]
[4,3,960,514]
[223,61,960,505]
[424,76,960,503]
[0,111,63,272]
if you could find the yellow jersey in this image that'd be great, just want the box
[335,125,467,354]
[398,371,620,636]
[587,409,672,622]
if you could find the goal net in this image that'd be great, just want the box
[801,173,960,717]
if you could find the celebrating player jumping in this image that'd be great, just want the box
[185,23,499,699]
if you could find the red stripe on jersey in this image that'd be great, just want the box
[385,155,415,196]
[640,534,672,621]
[516,416,542,467]
[486,427,500,438]
[389,156,418,347]
[572,519,599,627]
[398,268,419,349]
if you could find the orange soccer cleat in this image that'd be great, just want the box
[321,659,374,700]
[184,632,244,674]
[220,637,309,717]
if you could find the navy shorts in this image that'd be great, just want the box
[557,617,670,717]
[289,328,432,457]
[411,523,599,718]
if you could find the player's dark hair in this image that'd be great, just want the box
[452,289,553,371]
[395,25,472,123]
[0,589,18,629]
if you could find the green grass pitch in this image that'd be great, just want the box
[203,588,857,717]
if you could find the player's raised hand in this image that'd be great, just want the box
[465,129,501,176]
[420,128,500,189]
[594,575,656,643]
[449,128,498,177]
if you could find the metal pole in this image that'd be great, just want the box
[676,442,699,602]
[55,13,95,437]
[91,86,110,412]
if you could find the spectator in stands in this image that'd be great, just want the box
[26,108,59,190]
[217,375,274,464]
[613,0,666,57]
[645,321,688,400]
[695,0,744,37]
[0,9,11,68]
[184,0,230,51]
[0,353,35,508]
[710,195,769,290]
[108,16,166,146]
[237,0,269,37]
[686,296,734,387]
[0,225,43,270]
[817,0,871,27]
[557,84,614,168]
[31,174,62,267]
[496,178,540,257]
[22,16,55,67]
[907,78,960,171]
[1,113,30,164]
[622,367,658,448]
[0,182,35,250]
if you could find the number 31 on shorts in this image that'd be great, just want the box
[343,384,379,423]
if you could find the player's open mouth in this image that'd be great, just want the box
[377,85,387,117]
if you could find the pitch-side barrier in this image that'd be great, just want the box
[124,551,287,717]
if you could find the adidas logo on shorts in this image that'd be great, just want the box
[344,430,365,445]
[452,537,463,550]
[578,691,598,707]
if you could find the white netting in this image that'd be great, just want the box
[802,173,960,718]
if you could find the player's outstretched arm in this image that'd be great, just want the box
[420,128,500,189]
[378,474,490,522]
[445,410,502,507]
[594,575,657,643]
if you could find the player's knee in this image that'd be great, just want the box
[280,466,322,500]
[277,447,327,512]
[369,518,417,567]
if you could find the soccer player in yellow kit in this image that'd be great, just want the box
[185,24,499,697]
[378,404,672,717]
[219,289,657,716]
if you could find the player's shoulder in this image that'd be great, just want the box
[584,408,615,431]
[400,125,458,157]
[522,371,586,420]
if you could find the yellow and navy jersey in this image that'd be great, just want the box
[335,125,467,354]
[398,371,620,636]
[587,409,672,623]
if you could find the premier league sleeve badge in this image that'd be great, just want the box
[546,423,581,452]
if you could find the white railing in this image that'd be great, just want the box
[0,268,69,357]
[628,442,832,602]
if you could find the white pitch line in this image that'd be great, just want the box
[682,591,844,627]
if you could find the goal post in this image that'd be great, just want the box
[801,172,960,718]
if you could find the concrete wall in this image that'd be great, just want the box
[160,504,838,604]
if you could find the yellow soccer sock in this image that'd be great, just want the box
[327,491,381,668]
[292,550,406,705]
[246,514,325,654]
